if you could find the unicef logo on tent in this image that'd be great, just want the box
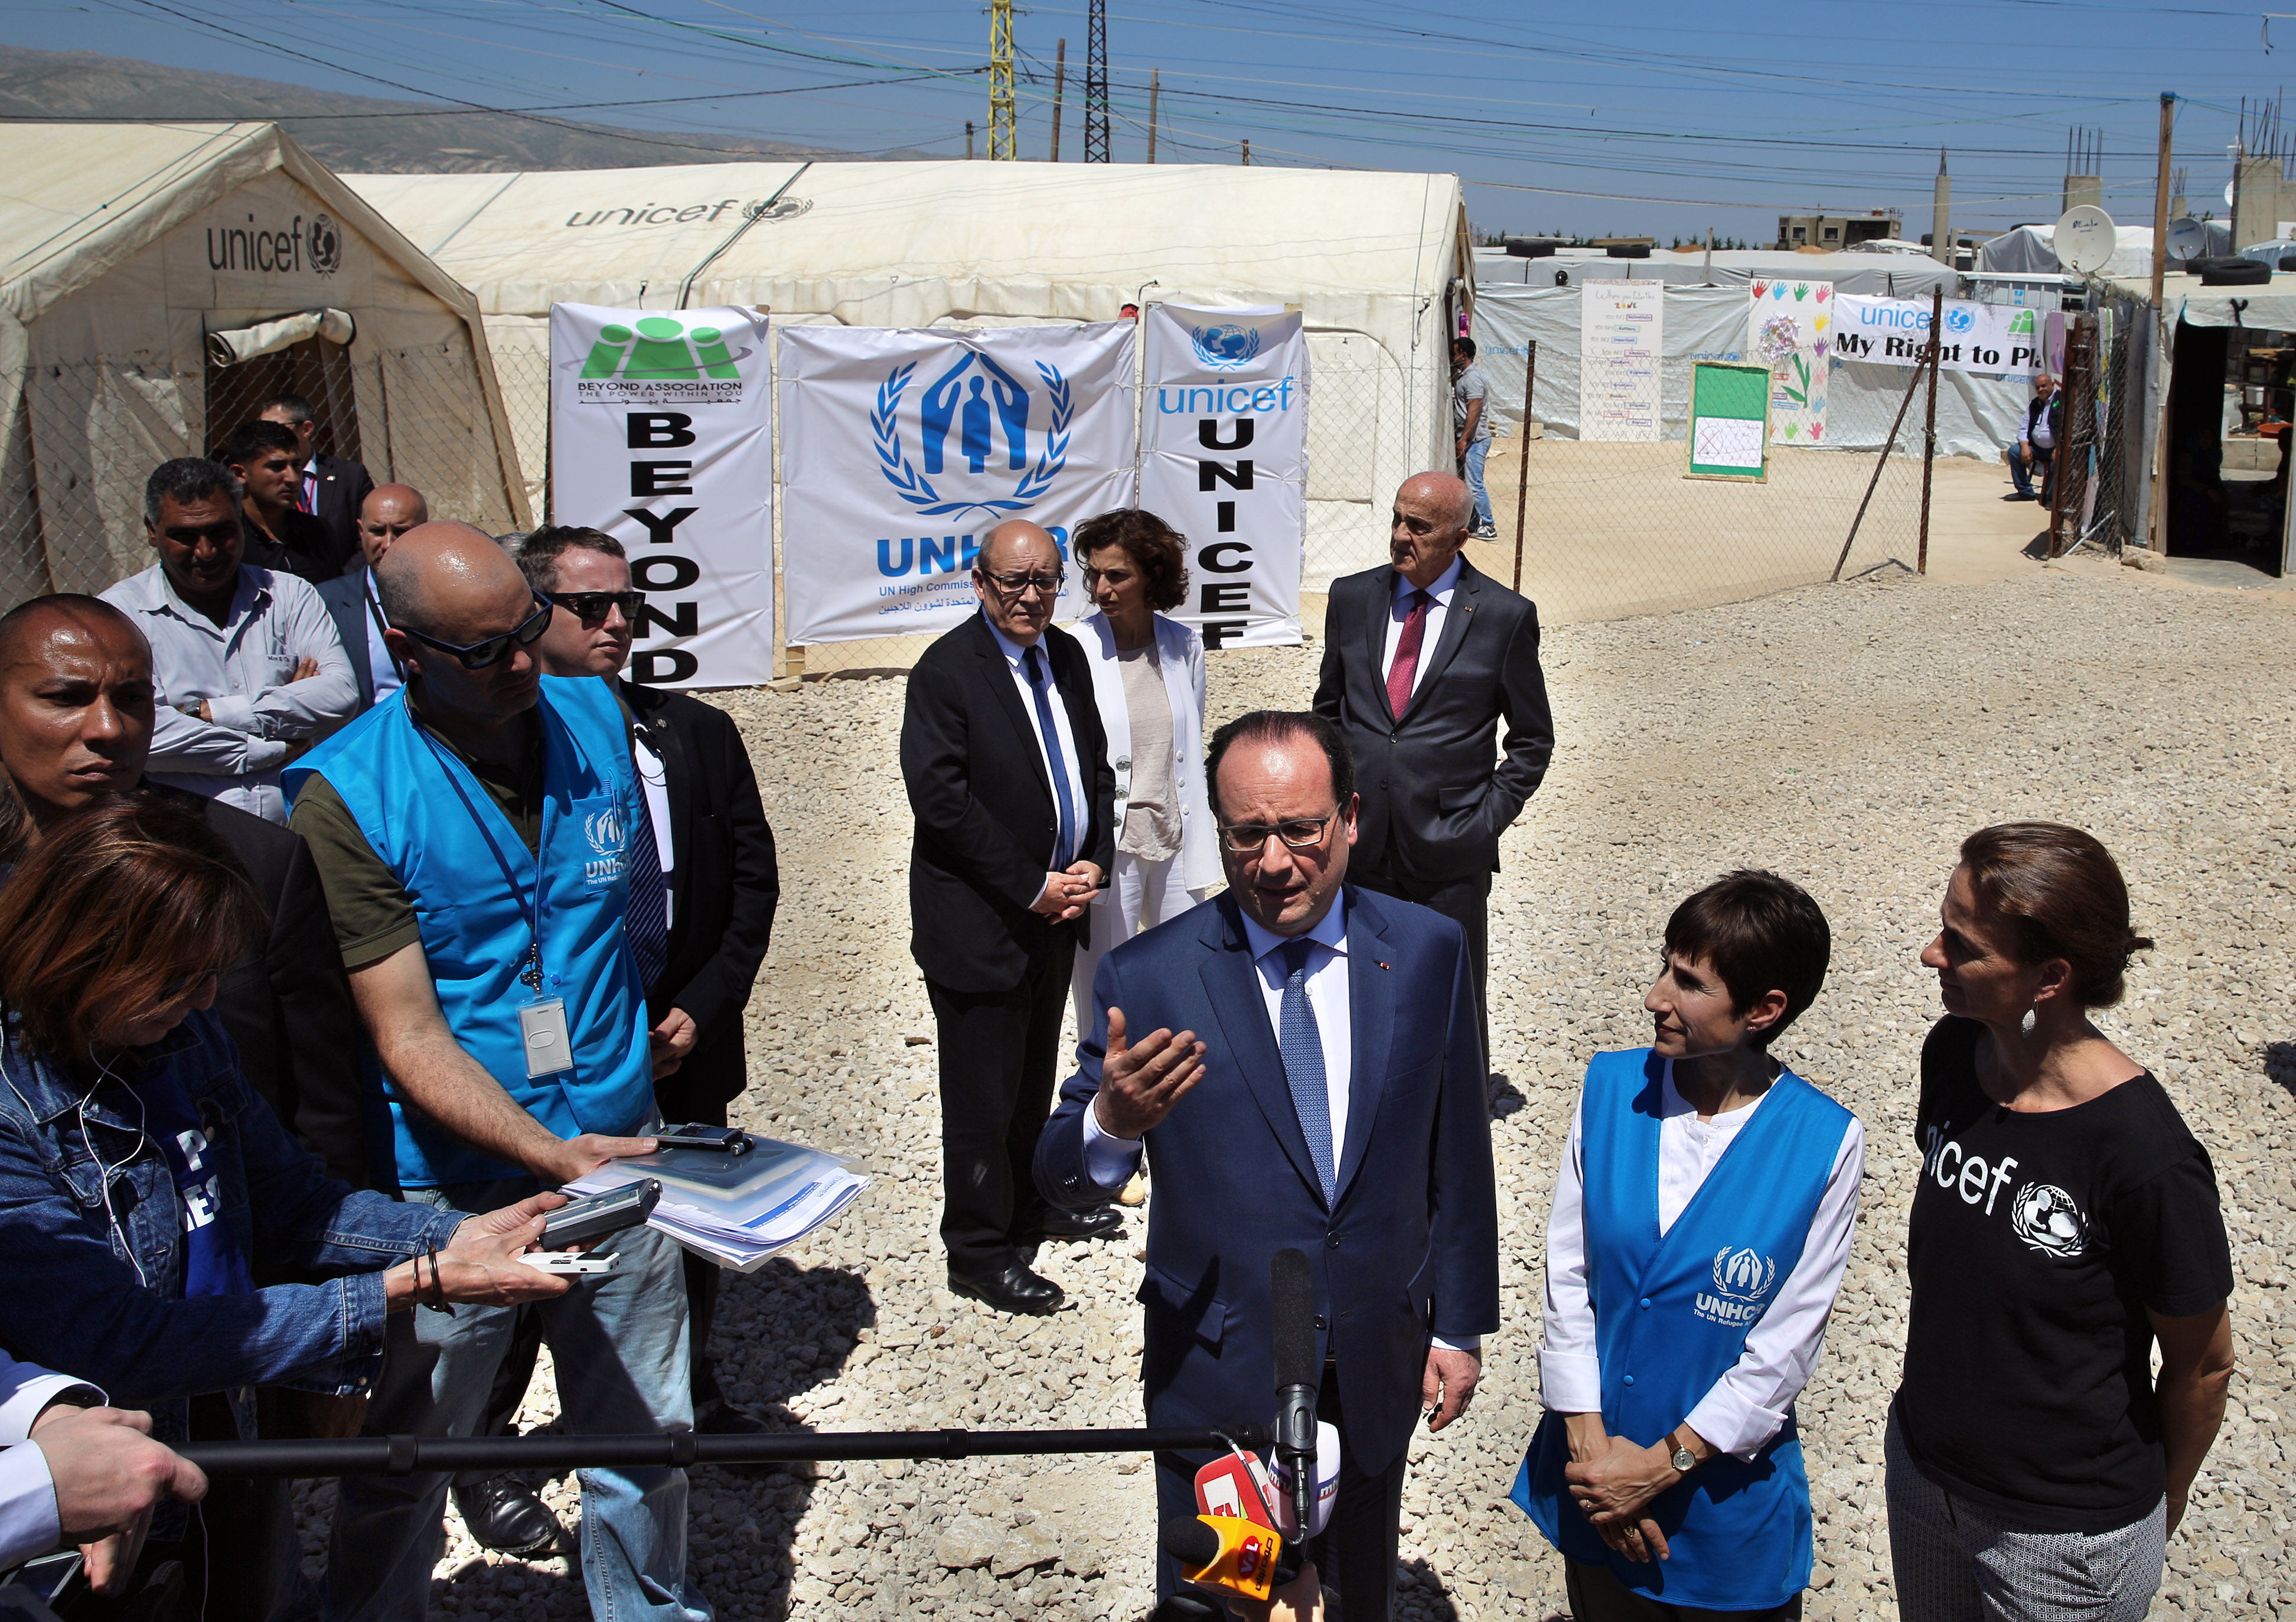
[306,213,342,275]
[572,315,753,405]
[1191,324,1261,371]
[874,350,1072,520]
[1944,306,1975,335]
[1694,1246,1779,1325]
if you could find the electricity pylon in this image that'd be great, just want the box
[1083,0,1109,162]
[989,0,1016,161]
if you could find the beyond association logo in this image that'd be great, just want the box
[1191,323,1261,370]
[572,315,754,405]
[873,350,1071,520]
[1695,1246,1780,1325]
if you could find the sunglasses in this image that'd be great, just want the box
[400,590,555,670]
[549,589,645,625]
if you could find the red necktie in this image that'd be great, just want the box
[1386,588,1431,718]
[294,475,313,514]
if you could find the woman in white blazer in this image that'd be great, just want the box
[1069,509,1222,1034]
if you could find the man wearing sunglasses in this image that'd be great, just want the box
[283,523,707,1621]
[902,520,1117,1315]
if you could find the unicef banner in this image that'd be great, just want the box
[549,303,775,687]
[1832,295,2044,376]
[778,324,1138,644]
[1137,305,1309,650]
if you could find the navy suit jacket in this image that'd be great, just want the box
[1034,886,1499,1477]
[315,568,386,715]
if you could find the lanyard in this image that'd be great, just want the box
[415,724,549,995]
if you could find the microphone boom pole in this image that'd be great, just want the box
[176,1424,1272,1481]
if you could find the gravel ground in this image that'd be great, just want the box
[324,561,2296,1621]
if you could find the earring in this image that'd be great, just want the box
[2019,1005,2038,1038]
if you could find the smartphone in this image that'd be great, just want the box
[651,1123,751,1155]
[539,1180,662,1250]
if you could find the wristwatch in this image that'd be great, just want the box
[1668,1433,1697,1475]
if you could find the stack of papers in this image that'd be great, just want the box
[565,1135,868,1272]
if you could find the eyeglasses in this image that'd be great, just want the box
[400,590,555,670]
[978,569,1065,600]
[549,589,645,625]
[1217,812,1340,854]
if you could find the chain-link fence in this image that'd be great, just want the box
[1472,285,1938,623]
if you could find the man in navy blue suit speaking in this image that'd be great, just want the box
[1036,711,1499,1621]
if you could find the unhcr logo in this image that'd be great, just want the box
[571,316,754,405]
[873,351,1072,522]
[1694,1245,1779,1327]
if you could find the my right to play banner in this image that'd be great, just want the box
[1137,305,1310,649]
[1831,295,2045,375]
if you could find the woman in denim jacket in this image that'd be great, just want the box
[0,795,575,1614]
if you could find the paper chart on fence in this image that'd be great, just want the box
[1747,280,1831,446]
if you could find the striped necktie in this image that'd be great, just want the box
[1023,644,1077,872]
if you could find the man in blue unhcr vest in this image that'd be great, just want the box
[1514,871,1864,1621]
[284,523,705,1621]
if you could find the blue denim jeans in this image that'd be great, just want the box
[323,1175,708,1622]
[1463,438,1493,528]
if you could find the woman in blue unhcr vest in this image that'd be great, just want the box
[1514,871,1864,1621]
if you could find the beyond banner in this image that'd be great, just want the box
[549,302,775,687]
[1579,281,1664,441]
[1137,305,1309,649]
[779,323,1138,644]
[1832,295,2044,376]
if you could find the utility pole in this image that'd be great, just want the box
[1147,69,1159,162]
[2152,93,2176,310]
[967,120,975,160]
[1241,138,1251,166]
[1051,38,1065,161]
[989,0,1016,161]
[1084,0,1110,162]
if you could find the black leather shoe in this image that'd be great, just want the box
[948,1262,1065,1314]
[454,1473,563,1557]
[1028,1206,1126,1242]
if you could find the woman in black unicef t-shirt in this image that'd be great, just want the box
[1890,822,2234,1621]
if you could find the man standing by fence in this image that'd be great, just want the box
[1453,337,1498,539]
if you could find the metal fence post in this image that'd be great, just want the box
[1917,285,1941,575]
[1512,340,1537,592]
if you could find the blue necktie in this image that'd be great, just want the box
[1279,939,1337,1204]
[1024,644,1077,872]
[624,783,670,995]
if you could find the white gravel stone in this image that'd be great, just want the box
[292,562,2296,1620]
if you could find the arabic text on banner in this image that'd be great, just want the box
[778,323,1138,646]
[1747,280,1831,446]
[1137,305,1310,650]
[549,304,775,687]
[1578,281,1665,442]
[1831,295,2044,376]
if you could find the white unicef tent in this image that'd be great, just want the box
[0,122,527,602]
[344,161,1467,591]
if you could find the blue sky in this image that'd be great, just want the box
[6,0,2287,243]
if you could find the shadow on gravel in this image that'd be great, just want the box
[689,1259,878,1615]
[1396,1556,1460,1620]
[2264,1041,2296,1098]
[1488,1074,1528,1121]
[429,1554,584,1616]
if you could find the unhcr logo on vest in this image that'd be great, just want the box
[1696,1246,1780,1326]
[873,351,1072,522]
[584,807,628,888]
[570,315,755,406]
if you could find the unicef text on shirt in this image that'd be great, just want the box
[1154,379,1300,416]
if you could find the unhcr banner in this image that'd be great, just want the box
[1138,305,1309,649]
[549,303,775,687]
[1831,295,2044,376]
[778,323,1138,644]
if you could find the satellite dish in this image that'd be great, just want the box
[2167,216,2207,262]
[2054,205,2117,274]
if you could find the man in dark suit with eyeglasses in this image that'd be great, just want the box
[902,521,1117,1314]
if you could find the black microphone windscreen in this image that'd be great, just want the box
[1270,1247,1316,1393]
[1161,1514,1219,1568]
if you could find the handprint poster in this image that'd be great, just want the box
[1746,280,1831,445]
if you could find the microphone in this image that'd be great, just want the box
[1269,1248,1318,1552]
[1161,1514,1294,1604]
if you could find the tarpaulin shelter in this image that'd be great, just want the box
[0,122,528,603]
[344,161,1469,591]
[1471,247,1955,297]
